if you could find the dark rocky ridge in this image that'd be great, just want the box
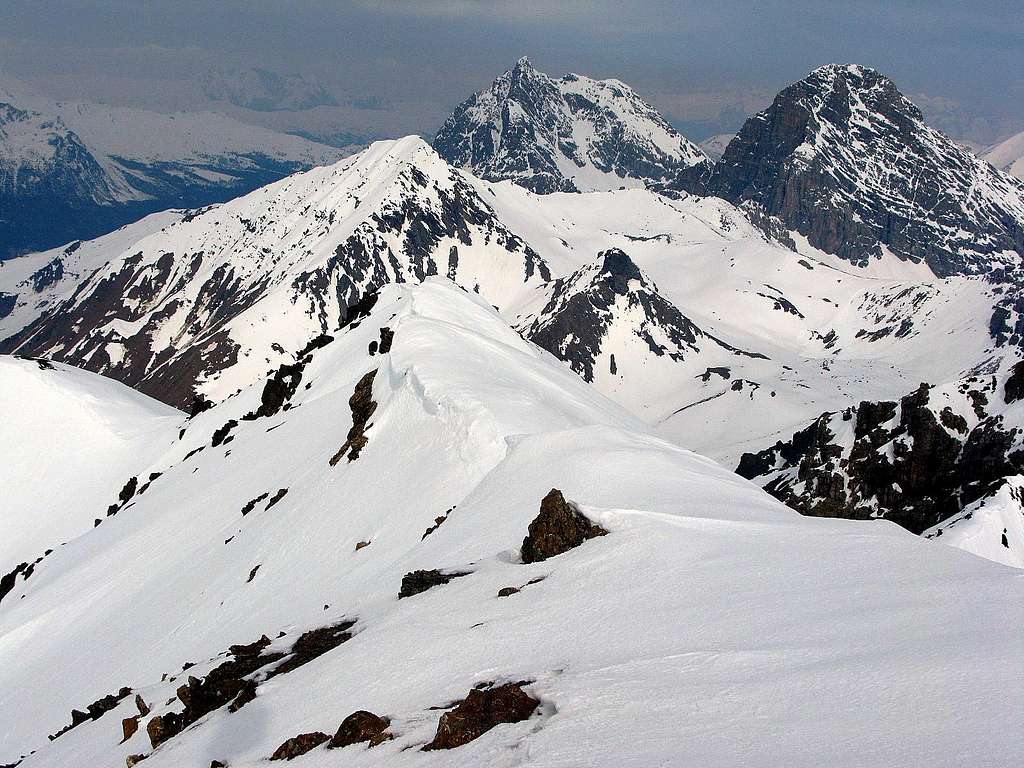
[738,374,1024,534]
[520,248,763,383]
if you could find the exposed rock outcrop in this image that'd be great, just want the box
[270,732,330,760]
[398,569,471,599]
[738,376,1024,534]
[329,370,378,464]
[520,489,607,563]
[424,682,539,750]
[328,711,391,749]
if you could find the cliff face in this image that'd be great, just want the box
[708,65,1024,277]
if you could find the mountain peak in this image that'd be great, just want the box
[708,64,1024,277]
[598,248,644,290]
[433,60,709,194]
[513,55,535,71]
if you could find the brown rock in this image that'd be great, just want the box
[270,731,330,760]
[135,694,150,716]
[424,682,539,750]
[497,587,519,597]
[126,754,147,767]
[121,715,139,743]
[355,540,371,551]
[520,489,607,563]
[329,369,378,465]
[328,710,390,749]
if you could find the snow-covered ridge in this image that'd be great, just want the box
[433,57,710,194]
[1,137,550,407]
[2,279,1021,768]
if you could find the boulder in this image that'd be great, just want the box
[270,731,330,760]
[520,489,607,563]
[424,682,538,750]
[328,710,391,749]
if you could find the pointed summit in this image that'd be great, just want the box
[708,64,1024,277]
[518,248,753,385]
[434,59,709,194]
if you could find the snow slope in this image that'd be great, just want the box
[0,355,181,571]
[1,280,1020,768]
[982,130,1024,181]
[481,181,1006,462]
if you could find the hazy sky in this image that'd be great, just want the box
[1,0,1021,143]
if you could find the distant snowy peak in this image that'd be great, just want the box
[1,137,551,407]
[518,248,757,384]
[0,100,130,204]
[0,91,349,259]
[709,63,1024,277]
[698,133,733,161]
[983,130,1024,181]
[434,57,710,194]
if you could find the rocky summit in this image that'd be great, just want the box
[707,64,1024,277]
[433,57,710,194]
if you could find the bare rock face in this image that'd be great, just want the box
[520,489,607,563]
[121,715,139,743]
[707,64,1024,279]
[424,682,539,750]
[270,731,330,760]
[328,711,391,749]
[329,369,378,465]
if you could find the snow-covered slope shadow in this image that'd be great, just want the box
[0,355,181,588]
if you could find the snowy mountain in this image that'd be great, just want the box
[2,279,1021,768]
[433,57,710,194]
[3,134,1019,464]
[982,130,1024,181]
[697,132,733,160]
[0,138,549,408]
[707,64,1024,277]
[0,88,350,259]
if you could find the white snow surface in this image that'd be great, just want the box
[1,280,1021,768]
[0,356,181,568]
[925,475,1024,569]
[983,130,1024,181]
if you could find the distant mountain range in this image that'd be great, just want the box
[0,85,354,259]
